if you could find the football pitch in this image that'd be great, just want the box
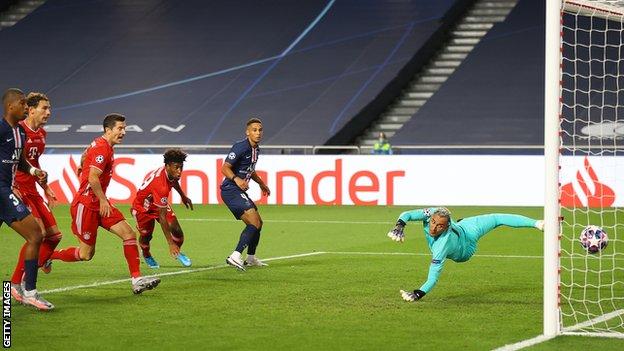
[1,205,623,350]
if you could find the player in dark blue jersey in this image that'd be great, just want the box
[1,88,54,310]
[221,118,271,271]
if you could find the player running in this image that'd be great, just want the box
[10,93,63,300]
[387,207,544,302]
[1,88,54,310]
[48,114,160,294]
[222,118,271,271]
[131,148,193,269]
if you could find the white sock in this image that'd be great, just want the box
[246,254,255,261]
[23,289,37,297]
[131,277,142,285]
[230,251,242,261]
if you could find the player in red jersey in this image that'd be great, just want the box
[48,114,160,294]
[10,93,63,303]
[131,149,193,269]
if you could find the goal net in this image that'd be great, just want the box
[556,0,624,338]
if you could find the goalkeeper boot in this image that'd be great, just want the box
[132,276,161,294]
[144,256,160,269]
[176,252,192,267]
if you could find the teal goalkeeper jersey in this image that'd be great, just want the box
[399,208,474,294]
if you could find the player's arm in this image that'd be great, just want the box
[87,166,111,217]
[388,208,439,242]
[251,171,270,196]
[401,243,448,302]
[221,162,248,191]
[172,181,193,210]
[76,150,87,176]
[18,151,46,183]
[156,206,180,258]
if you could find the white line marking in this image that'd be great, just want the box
[491,334,555,351]
[563,309,624,332]
[40,251,325,294]
[325,251,544,259]
[55,217,392,225]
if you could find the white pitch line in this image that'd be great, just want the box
[491,334,555,351]
[39,251,325,294]
[54,216,392,225]
[325,251,545,259]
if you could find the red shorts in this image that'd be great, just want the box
[21,193,57,229]
[71,201,126,246]
[131,206,176,238]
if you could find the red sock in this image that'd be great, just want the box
[123,239,141,278]
[38,233,62,266]
[11,244,27,284]
[50,247,81,262]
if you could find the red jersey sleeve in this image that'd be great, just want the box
[150,178,170,208]
[84,143,112,173]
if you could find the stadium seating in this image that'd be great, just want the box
[391,0,545,148]
[0,0,460,146]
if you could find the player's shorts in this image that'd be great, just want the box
[70,201,126,246]
[221,186,257,219]
[21,192,57,228]
[131,206,177,238]
[0,186,31,227]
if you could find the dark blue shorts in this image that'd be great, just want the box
[221,186,257,219]
[0,187,31,227]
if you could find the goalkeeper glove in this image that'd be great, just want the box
[400,289,426,302]
[387,219,406,243]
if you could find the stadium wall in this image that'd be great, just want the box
[37,155,622,207]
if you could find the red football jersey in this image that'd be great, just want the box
[14,121,47,195]
[132,166,174,214]
[73,137,115,209]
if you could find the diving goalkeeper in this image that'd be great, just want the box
[387,207,543,302]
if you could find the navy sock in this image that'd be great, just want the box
[235,225,258,253]
[247,230,261,255]
[23,258,38,291]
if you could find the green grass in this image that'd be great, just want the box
[1,205,623,350]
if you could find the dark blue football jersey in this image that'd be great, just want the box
[0,118,26,189]
[220,138,259,190]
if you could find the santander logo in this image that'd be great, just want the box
[560,157,615,208]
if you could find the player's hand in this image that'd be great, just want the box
[387,223,405,243]
[234,177,249,191]
[168,242,180,258]
[400,289,426,302]
[181,195,194,210]
[45,187,58,209]
[259,183,271,196]
[99,199,112,217]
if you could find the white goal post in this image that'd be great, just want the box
[545,0,624,339]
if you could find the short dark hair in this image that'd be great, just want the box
[26,92,49,108]
[163,148,187,164]
[2,88,24,105]
[246,117,262,127]
[103,113,125,130]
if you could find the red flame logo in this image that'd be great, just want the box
[560,157,615,207]
[47,156,80,204]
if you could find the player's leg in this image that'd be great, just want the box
[10,196,44,286]
[134,210,159,268]
[222,188,257,271]
[10,215,54,310]
[49,202,97,262]
[242,209,266,267]
[167,210,191,267]
[106,209,160,294]
[460,213,541,241]
[36,197,63,270]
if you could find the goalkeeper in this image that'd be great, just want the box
[387,207,543,302]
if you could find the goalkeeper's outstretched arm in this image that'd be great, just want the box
[388,208,433,242]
